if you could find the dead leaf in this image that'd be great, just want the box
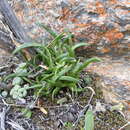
[39,107,48,115]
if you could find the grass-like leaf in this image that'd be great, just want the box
[59,76,79,83]
[52,65,71,82]
[85,109,94,130]
[56,53,68,61]
[59,57,76,64]
[4,73,29,81]
[13,43,43,54]
[47,32,64,47]
[36,23,57,38]
[64,44,75,57]
[77,57,101,73]
[44,46,53,67]
[72,43,89,50]
[52,87,61,100]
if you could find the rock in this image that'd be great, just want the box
[86,56,130,120]
[9,0,129,56]
[0,49,10,65]
[95,101,106,112]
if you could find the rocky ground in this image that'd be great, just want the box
[0,0,129,129]
[0,53,128,129]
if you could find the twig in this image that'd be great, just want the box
[0,108,6,130]
[0,65,9,70]
[0,107,10,130]
[6,120,25,130]
[0,101,73,109]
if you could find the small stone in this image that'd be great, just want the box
[95,101,106,112]
[124,24,130,31]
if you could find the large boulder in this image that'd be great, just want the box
[10,0,130,56]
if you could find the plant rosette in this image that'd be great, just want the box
[12,77,23,85]
[10,84,29,99]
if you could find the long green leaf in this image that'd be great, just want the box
[77,57,101,73]
[69,85,83,92]
[36,23,57,38]
[36,48,49,64]
[52,65,71,81]
[85,109,94,130]
[63,32,73,45]
[41,73,53,80]
[22,77,33,84]
[44,46,53,67]
[59,57,76,64]
[26,84,42,90]
[56,53,68,61]
[65,45,75,57]
[72,61,82,74]
[13,43,43,54]
[47,32,64,47]
[4,73,29,81]
[59,76,79,83]
[52,87,61,100]
[72,43,89,50]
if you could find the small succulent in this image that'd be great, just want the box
[10,84,28,99]
[8,62,29,99]
[12,77,23,85]
[1,91,8,98]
